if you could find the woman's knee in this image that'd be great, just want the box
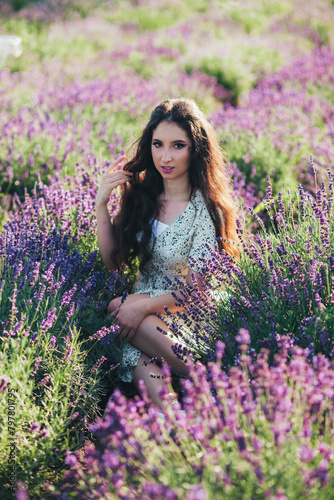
[139,313,168,332]
[138,313,155,329]
[132,314,164,341]
[107,296,122,314]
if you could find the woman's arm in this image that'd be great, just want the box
[109,269,203,340]
[96,203,117,271]
[141,291,185,315]
[96,155,132,271]
[143,269,203,314]
[109,292,182,341]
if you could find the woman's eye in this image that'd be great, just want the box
[152,142,185,149]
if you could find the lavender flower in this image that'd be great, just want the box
[57,341,334,499]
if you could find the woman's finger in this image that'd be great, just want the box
[107,307,120,321]
[104,172,132,182]
[126,329,135,342]
[107,304,117,314]
[107,155,127,174]
[112,305,121,317]
[119,328,130,340]
[103,172,133,186]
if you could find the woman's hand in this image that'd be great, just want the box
[108,296,150,342]
[96,155,132,207]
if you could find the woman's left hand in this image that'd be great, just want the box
[109,299,148,342]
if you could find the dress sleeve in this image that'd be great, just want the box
[188,208,217,272]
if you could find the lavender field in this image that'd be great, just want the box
[1,0,334,498]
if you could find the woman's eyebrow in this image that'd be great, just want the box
[152,138,187,143]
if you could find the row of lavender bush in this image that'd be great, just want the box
[0,168,128,495]
[57,338,334,499]
[165,168,334,365]
[1,46,333,222]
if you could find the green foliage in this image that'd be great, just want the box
[0,280,102,496]
[103,0,226,33]
[185,46,283,105]
[10,0,38,12]
[106,4,182,31]
[160,36,187,55]
[185,56,252,106]
[0,17,111,75]
[307,83,334,105]
[222,132,297,197]
[224,0,292,34]
[7,0,94,17]
[314,23,330,45]
[184,0,209,11]
[124,51,154,79]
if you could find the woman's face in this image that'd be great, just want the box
[151,120,192,184]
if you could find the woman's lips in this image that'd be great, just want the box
[161,166,174,173]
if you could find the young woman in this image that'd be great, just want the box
[96,98,238,411]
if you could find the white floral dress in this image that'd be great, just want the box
[119,189,217,382]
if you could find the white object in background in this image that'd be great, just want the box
[0,36,22,68]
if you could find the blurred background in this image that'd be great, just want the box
[1,0,334,219]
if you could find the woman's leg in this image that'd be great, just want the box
[130,314,189,377]
[131,316,189,412]
[108,296,188,410]
[132,353,172,411]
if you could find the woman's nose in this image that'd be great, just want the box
[161,148,172,162]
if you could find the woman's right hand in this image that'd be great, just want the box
[96,155,132,207]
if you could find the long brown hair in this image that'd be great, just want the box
[111,98,239,272]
